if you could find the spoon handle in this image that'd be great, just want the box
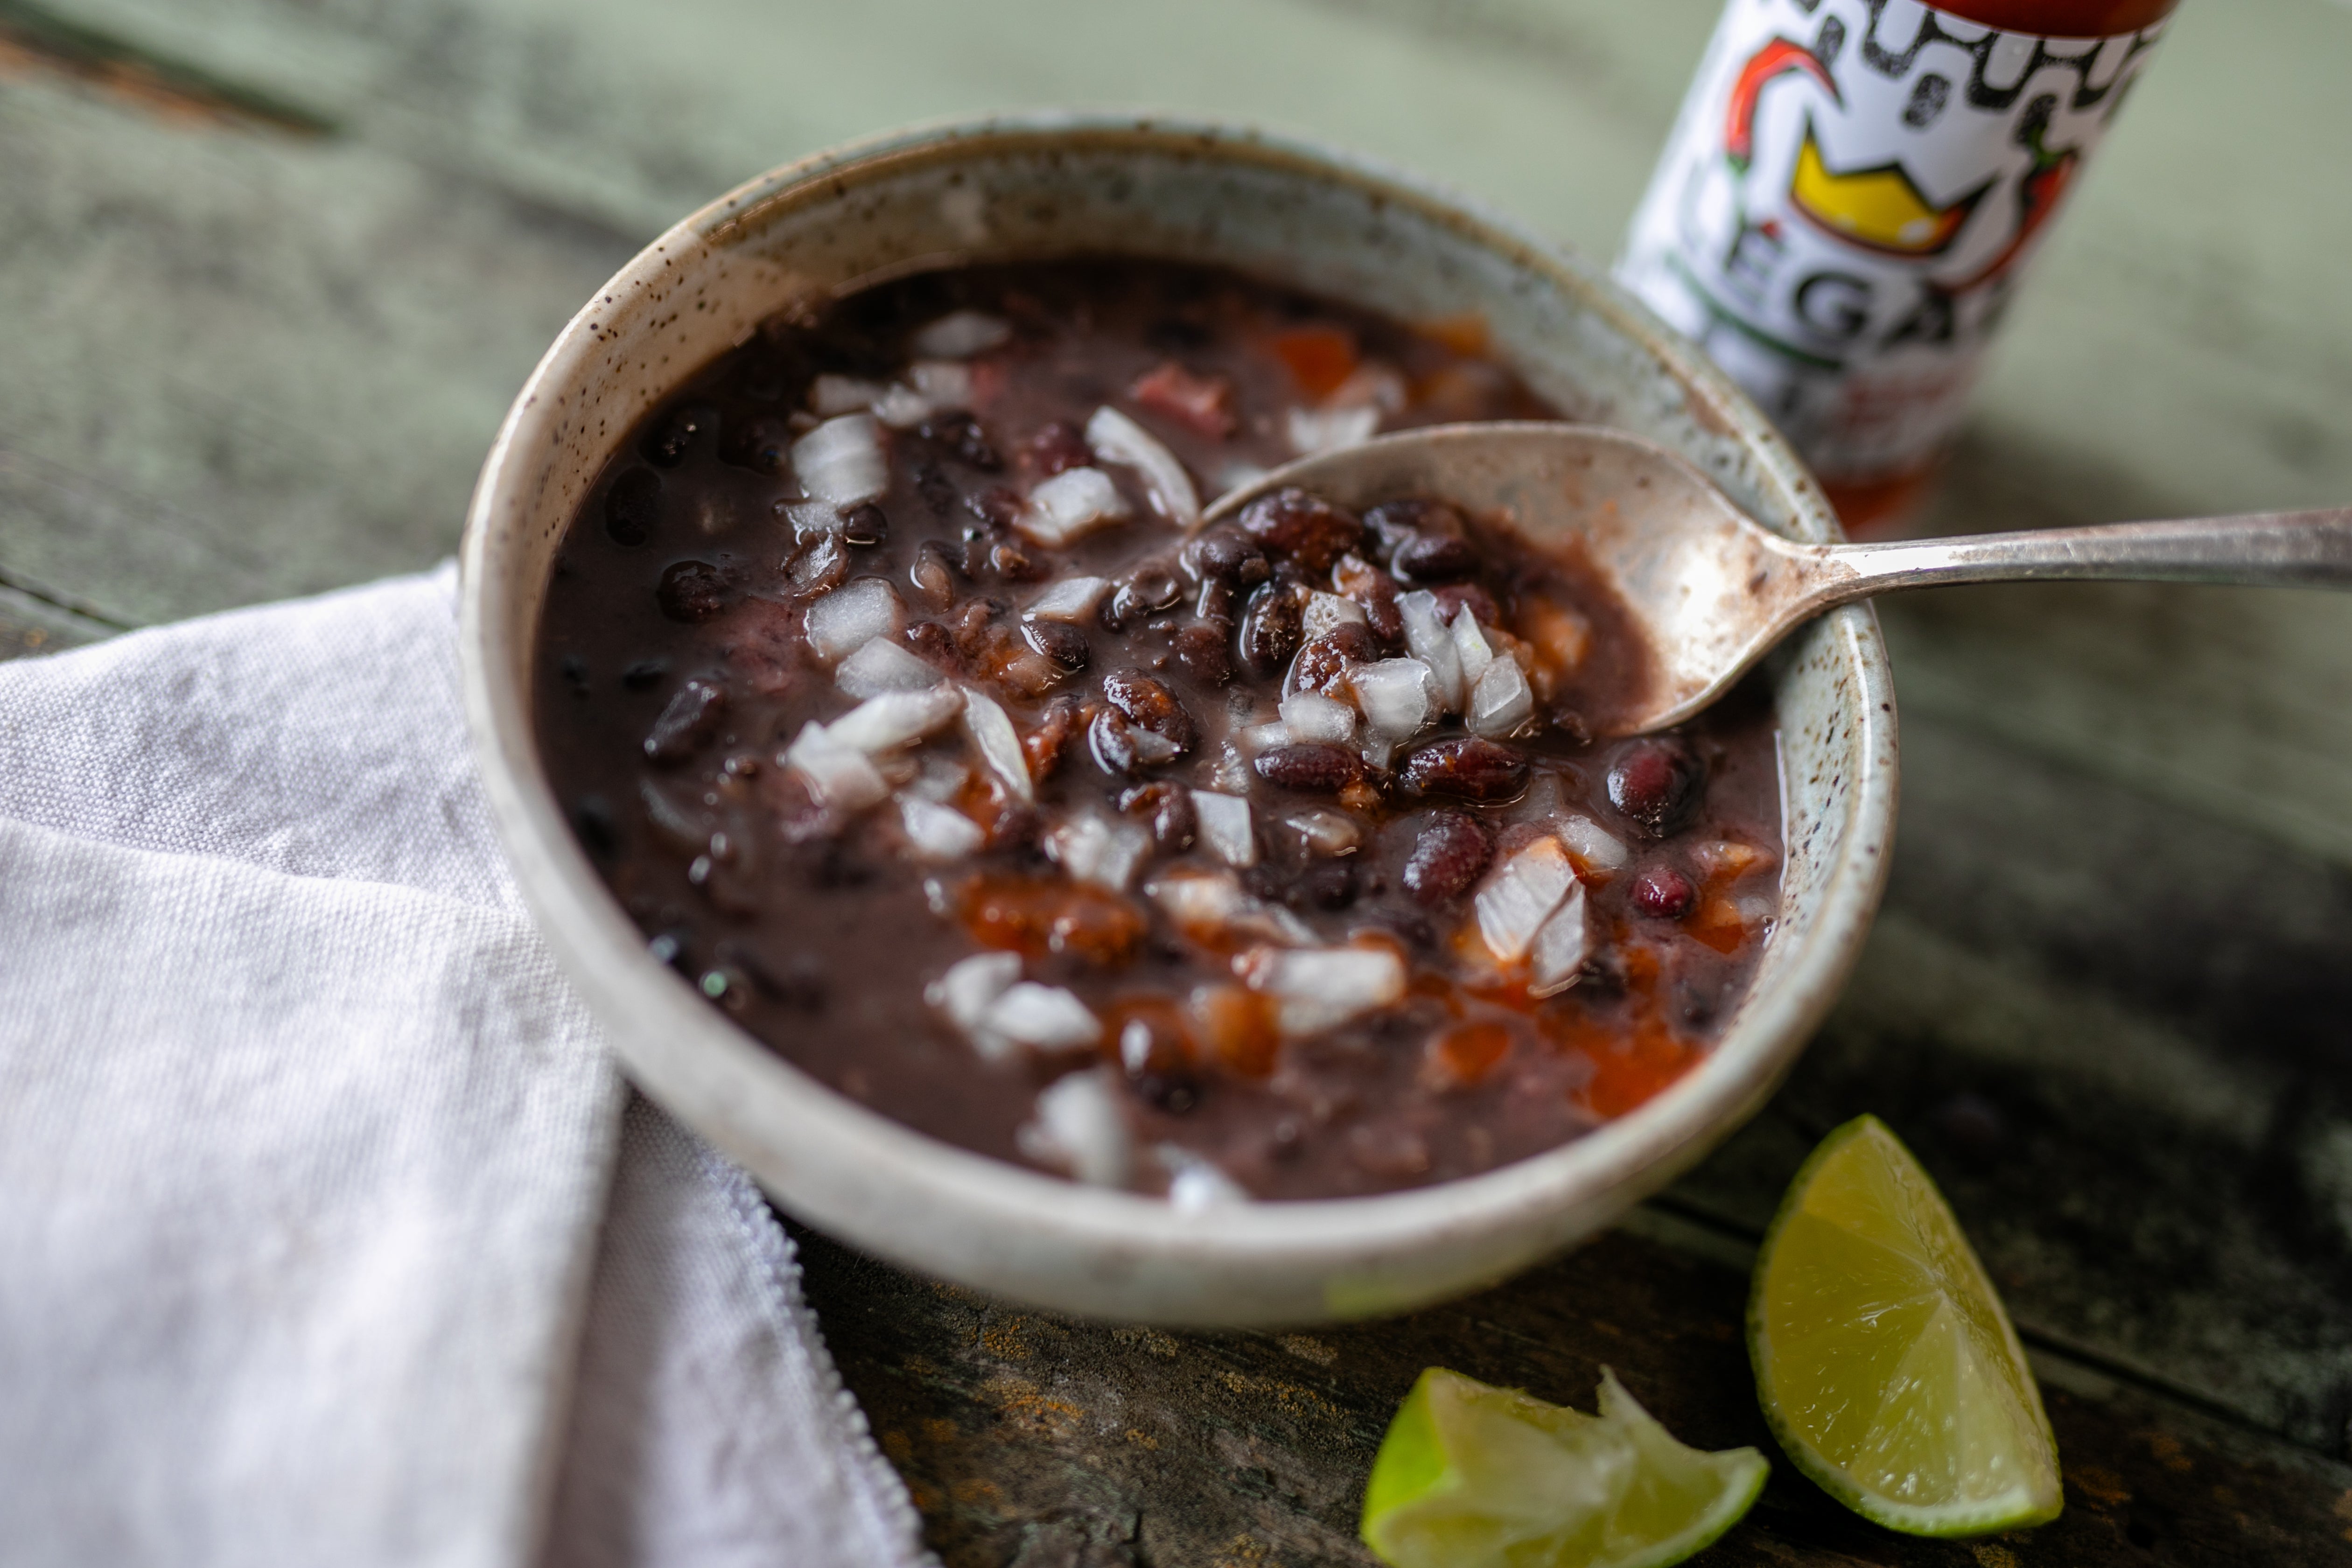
[1811,508,2352,607]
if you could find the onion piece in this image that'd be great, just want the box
[1086,406,1200,526]
[836,634,942,698]
[1527,882,1590,998]
[1282,809,1363,857]
[900,795,985,861]
[1143,868,1313,947]
[1467,654,1535,739]
[782,721,890,813]
[809,374,887,417]
[791,413,889,507]
[782,500,841,541]
[1556,813,1628,876]
[1235,944,1407,1036]
[870,384,932,430]
[1159,1146,1251,1211]
[1016,1067,1129,1187]
[1350,657,1438,741]
[1278,690,1356,747]
[1017,466,1131,546]
[926,952,1021,1038]
[907,360,973,408]
[1396,590,1465,711]
[959,687,1033,803]
[1237,720,1292,755]
[911,310,1011,359]
[1302,590,1369,642]
[1045,810,1152,891]
[985,984,1104,1055]
[802,578,903,666]
[1190,789,1258,868]
[1284,403,1380,456]
[825,686,961,756]
[1023,576,1112,622]
[1450,613,1497,688]
[1475,837,1576,965]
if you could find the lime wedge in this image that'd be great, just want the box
[1360,1366,1768,1568]
[1750,1114,2062,1536]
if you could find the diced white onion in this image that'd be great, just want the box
[1086,406,1200,526]
[907,754,970,803]
[927,952,1021,1037]
[809,374,887,417]
[1045,811,1153,891]
[1475,837,1577,965]
[1211,742,1253,794]
[1191,789,1257,868]
[1527,882,1591,998]
[1451,613,1497,688]
[836,634,942,698]
[1283,809,1363,857]
[1017,466,1131,546]
[1329,362,1408,414]
[791,413,889,507]
[959,687,1033,803]
[1467,654,1535,739]
[870,384,933,430]
[1017,1067,1130,1187]
[825,686,961,756]
[1278,690,1356,746]
[1236,944,1407,1037]
[1144,868,1315,947]
[803,578,903,666]
[907,360,973,408]
[1557,813,1628,875]
[1284,403,1380,456]
[783,721,890,813]
[783,500,841,541]
[1023,575,1111,623]
[1160,1146,1251,1211]
[911,310,1011,359]
[1350,657,1438,740]
[1237,720,1292,755]
[1302,590,1368,642]
[986,984,1104,1054]
[1397,590,1465,711]
[900,795,985,861]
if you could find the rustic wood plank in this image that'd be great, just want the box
[797,1217,2352,1568]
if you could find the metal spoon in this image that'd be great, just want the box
[1200,422,2352,737]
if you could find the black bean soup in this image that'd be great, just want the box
[536,260,1782,1203]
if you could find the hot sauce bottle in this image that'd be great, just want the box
[1616,0,2179,529]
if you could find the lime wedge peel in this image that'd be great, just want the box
[1360,1365,1769,1568]
[1750,1114,2063,1538]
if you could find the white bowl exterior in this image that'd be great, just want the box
[462,115,1897,1325]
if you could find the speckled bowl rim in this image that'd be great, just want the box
[461,112,1897,1325]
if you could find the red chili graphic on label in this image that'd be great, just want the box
[1723,36,1841,171]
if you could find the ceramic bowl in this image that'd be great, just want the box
[460,114,1897,1326]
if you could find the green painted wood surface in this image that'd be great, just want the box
[5,0,2350,1559]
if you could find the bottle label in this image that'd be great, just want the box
[1616,0,2165,485]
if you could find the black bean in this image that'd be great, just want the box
[1027,420,1092,476]
[1392,532,1481,583]
[1363,499,1466,560]
[989,539,1049,582]
[1631,864,1697,918]
[657,560,730,623]
[644,678,728,763]
[641,401,717,468]
[1401,812,1492,904]
[1401,738,1528,802]
[1023,619,1092,672]
[909,541,957,610]
[1290,625,1376,696]
[1237,487,1363,572]
[1430,582,1501,629]
[840,502,889,547]
[1171,620,1234,686]
[1120,781,1197,853]
[915,462,959,517]
[966,486,1024,530]
[1607,738,1704,837]
[1105,560,1185,629]
[1100,669,1196,753]
[1183,524,1270,588]
[1026,694,1085,780]
[1287,860,1359,911]
[903,621,955,665]
[720,415,792,474]
[920,410,1001,470]
[1237,581,1303,675]
[1254,744,1362,794]
[604,468,661,546]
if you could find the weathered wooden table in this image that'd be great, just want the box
[7,1,2350,1561]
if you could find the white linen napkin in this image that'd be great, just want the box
[0,565,930,1568]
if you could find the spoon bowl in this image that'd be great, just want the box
[1208,423,2352,736]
